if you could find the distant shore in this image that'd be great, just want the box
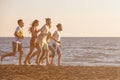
[0,65,120,80]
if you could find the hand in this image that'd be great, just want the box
[58,41,61,44]
[21,36,24,39]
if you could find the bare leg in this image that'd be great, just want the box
[28,51,37,64]
[1,42,17,61]
[19,51,23,65]
[51,56,55,65]
[35,43,41,65]
[1,52,16,61]
[45,50,49,66]
[24,46,34,65]
[39,48,45,64]
[58,53,62,66]
[49,45,55,65]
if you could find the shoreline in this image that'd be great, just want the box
[0,65,120,80]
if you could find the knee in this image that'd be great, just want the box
[52,52,55,57]
[58,53,62,57]
[37,50,41,55]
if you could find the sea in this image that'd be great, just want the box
[0,37,120,66]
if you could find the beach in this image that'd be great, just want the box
[0,65,120,80]
[0,37,120,80]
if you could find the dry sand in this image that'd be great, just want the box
[0,65,120,80]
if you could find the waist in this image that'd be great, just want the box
[14,37,22,43]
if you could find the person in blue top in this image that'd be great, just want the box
[1,19,24,65]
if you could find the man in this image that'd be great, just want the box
[52,23,63,66]
[39,32,56,65]
[1,19,24,65]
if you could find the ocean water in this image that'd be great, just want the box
[0,37,120,66]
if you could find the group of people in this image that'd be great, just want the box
[1,18,63,66]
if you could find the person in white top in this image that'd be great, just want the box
[52,23,63,66]
[1,19,24,65]
[28,18,52,66]
[39,18,52,66]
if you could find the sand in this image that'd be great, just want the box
[0,65,120,80]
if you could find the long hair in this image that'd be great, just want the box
[29,20,39,34]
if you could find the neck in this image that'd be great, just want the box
[46,24,49,26]
[46,24,50,28]
[19,26,22,28]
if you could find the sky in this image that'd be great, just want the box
[0,0,120,37]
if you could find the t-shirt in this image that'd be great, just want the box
[52,30,61,45]
[40,24,50,43]
[14,26,23,43]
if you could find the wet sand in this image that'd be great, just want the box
[0,65,120,80]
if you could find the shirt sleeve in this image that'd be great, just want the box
[53,31,57,38]
[54,31,57,35]
[41,25,46,33]
[15,27,20,32]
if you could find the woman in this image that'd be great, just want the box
[24,20,41,65]
[27,18,52,66]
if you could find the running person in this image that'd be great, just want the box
[39,32,56,65]
[27,18,52,66]
[1,19,24,65]
[38,18,52,66]
[52,23,63,66]
[24,20,41,65]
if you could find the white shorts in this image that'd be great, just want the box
[52,43,62,54]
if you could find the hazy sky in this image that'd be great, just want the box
[0,0,120,37]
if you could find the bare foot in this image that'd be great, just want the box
[50,62,56,66]
[19,63,22,65]
[39,60,44,65]
[24,61,27,65]
[28,59,31,64]
[58,65,62,67]
[35,61,40,65]
[46,63,50,67]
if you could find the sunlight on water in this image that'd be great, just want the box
[0,37,120,66]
